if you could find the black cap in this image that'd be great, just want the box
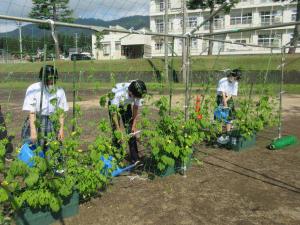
[39,65,58,83]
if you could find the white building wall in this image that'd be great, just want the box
[92,27,152,60]
[150,0,299,56]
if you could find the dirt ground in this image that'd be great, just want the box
[54,116,300,225]
[1,90,300,225]
[59,94,299,225]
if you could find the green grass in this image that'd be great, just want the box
[0,54,300,73]
[1,81,300,94]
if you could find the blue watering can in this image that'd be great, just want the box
[100,156,138,177]
[18,142,45,167]
[214,106,230,124]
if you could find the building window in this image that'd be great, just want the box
[103,44,110,55]
[159,0,171,12]
[260,11,281,25]
[165,18,173,31]
[260,0,273,3]
[235,39,247,44]
[230,12,252,25]
[115,42,121,51]
[190,38,198,49]
[188,16,198,28]
[291,9,297,21]
[178,39,183,47]
[204,16,224,30]
[155,19,164,33]
[155,40,163,50]
[258,34,280,47]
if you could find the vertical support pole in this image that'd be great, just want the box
[182,0,187,84]
[164,0,169,83]
[278,46,285,139]
[38,44,47,143]
[39,45,47,115]
[17,21,23,61]
[183,36,190,122]
[75,33,78,53]
[169,37,175,115]
[72,59,77,132]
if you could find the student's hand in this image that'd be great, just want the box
[58,128,64,141]
[223,101,228,108]
[131,125,137,133]
[30,129,38,143]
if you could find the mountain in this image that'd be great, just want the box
[0,15,149,38]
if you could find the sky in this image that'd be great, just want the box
[0,0,149,32]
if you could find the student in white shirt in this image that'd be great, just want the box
[108,80,147,163]
[21,65,69,147]
[216,69,242,144]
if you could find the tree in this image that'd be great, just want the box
[30,0,74,59]
[187,0,237,55]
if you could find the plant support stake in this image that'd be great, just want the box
[278,46,285,139]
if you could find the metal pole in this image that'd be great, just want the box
[278,46,285,139]
[184,37,190,122]
[72,60,77,132]
[39,45,47,143]
[182,0,187,84]
[169,37,175,115]
[164,0,169,83]
[75,33,78,53]
[17,22,23,60]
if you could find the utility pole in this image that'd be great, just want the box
[16,21,23,60]
[164,0,169,83]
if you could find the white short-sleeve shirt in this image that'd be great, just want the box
[110,82,142,107]
[216,77,238,96]
[22,82,69,115]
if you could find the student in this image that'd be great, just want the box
[21,65,69,148]
[108,80,147,163]
[216,69,242,144]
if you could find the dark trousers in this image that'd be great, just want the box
[108,103,139,163]
[0,106,13,157]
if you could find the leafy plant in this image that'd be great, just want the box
[233,92,278,138]
[0,104,112,220]
[141,97,203,173]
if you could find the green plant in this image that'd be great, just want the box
[233,92,278,138]
[0,104,112,223]
[141,97,203,172]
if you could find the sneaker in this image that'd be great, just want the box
[217,136,230,145]
[55,169,65,175]
[5,154,13,162]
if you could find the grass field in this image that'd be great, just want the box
[1,54,300,73]
[1,81,300,94]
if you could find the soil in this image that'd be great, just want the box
[1,89,300,225]
[54,116,300,225]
